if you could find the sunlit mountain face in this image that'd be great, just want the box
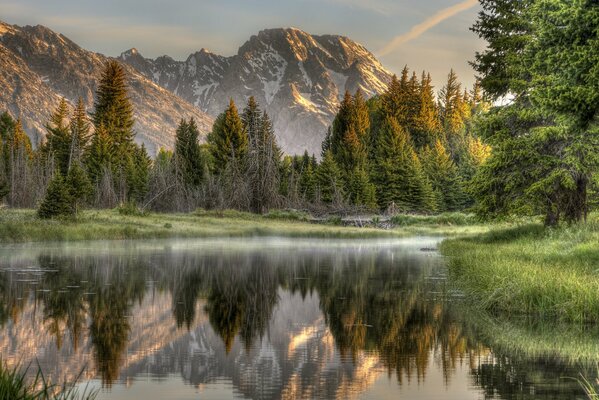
[0,238,593,399]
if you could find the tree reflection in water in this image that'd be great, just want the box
[0,240,596,398]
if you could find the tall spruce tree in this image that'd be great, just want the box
[92,61,135,156]
[174,118,205,189]
[208,99,248,173]
[45,98,72,174]
[421,140,464,211]
[471,0,599,225]
[371,116,432,211]
[88,60,138,204]
[413,72,441,149]
[316,150,344,204]
[69,98,91,168]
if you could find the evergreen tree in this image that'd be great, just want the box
[208,99,248,173]
[38,173,72,219]
[421,140,464,211]
[471,0,599,225]
[66,163,92,215]
[85,124,112,183]
[45,98,72,175]
[126,144,151,204]
[371,116,431,211]
[92,60,135,157]
[299,161,316,202]
[413,72,441,149]
[69,98,91,167]
[316,150,345,204]
[348,167,377,209]
[439,69,465,136]
[174,118,204,188]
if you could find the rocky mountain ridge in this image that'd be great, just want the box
[119,27,393,155]
[0,21,214,154]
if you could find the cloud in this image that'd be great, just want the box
[377,0,478,57]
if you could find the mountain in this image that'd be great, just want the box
[0,21,213,154]
[119,28,393,155]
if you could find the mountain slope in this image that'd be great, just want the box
[0,21,213,154]
[119,28,392,155]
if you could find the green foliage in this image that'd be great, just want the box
[315,150,344,204]
[471,0,599,225]
[66,163,92,215]
[208,99,248,173]
[116,202,147,217]
[174,118,205,188]
[38,173,73,219]
[0,360,97,400]
[371,116,432,212]
[84,124,112,184]
[92,60,135,159]
[126,144,151,203]
[421,140,465,211]
[44,98,72,175]
[69,98,91,166]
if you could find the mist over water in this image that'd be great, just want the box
[0,238,594,399]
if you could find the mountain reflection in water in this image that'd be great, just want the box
[0,238,595,399]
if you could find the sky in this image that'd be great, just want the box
[1,0,486,90]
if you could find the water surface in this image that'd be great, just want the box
[0,237,595,399]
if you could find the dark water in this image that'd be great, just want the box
[0,237,596,399]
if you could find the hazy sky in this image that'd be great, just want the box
[1,0,485,90]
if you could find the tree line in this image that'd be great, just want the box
[0,59,488,218]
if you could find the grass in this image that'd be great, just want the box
[441,213,599,323]
[0,361,96,400]
[0,208,491,244]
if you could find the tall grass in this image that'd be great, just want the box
[0,209,488,243]
[441,213,599,322]
[0,361,96,400]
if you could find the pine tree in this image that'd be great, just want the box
[69,98,91,167]
[421,140,465,211]
[91,60,137,203]
[174,118,205,189]
[381,68,411,127]
[11,119,32,158]
[85,124,112,183]
[315,150,345,204]
[439,69,465,136]
[92,60,135,157]
[66,163,92,215]
[126,144,151,204]
[413,72,441,149]
[371,116,431,211]
[208,99,248,173]
[348,167,377,209]
[38,172,73,219]
[45,98,72,175]
[350,89,370,145]
[299,161,316,202]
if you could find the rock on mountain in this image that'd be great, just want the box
[0,21,213,154]
[119,28,393,156]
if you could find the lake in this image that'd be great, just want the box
[0,237,596,399]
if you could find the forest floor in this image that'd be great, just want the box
[0,208,492,243]
[441,212,599,323]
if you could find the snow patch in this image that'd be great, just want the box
[298,62,312,88]
[326,68,348,98]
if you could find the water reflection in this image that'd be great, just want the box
[0,238,595,399]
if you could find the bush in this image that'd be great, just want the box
[116,202,147,217]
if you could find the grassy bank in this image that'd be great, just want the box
[0,209,489,244]
[441,213,599,322]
